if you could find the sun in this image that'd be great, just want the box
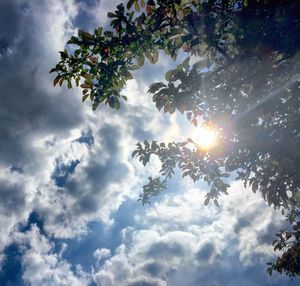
[193,125,219,150]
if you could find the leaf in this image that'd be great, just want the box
[75,77,80,87]
[204,197,210,206]
[134,1,140,12]
[121,95,128,101]
[151,51,158,64]
[82,93,89,102]
[59,50,68,59]
[124,70,133,80]
[191,118,198,127]
[132,150,139,158]
[67,36,78,44]
[78,30,93,39]
[59,78,64,86]
[67,80,72,89]
[148,82,166,93]
[140,0,145,8]
[252,180,259,193]
[182,56,190,68]
[137,54,145,67]
[80,83,91,89]
[82,74,93,80]
[165,70,173,81]
[95,27,102,37]
[213,199,220,207]
[295,191,300,206]
[104,31,113,37]
[107,12,116,18]
[127,0,135,10]
[145,52,152,63]
[53,76,60,86]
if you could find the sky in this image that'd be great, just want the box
[0,0,299,285]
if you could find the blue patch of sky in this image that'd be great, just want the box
[52,159,80,188]
[0,243,24,286]
[0,212,47,286]
[9,165,23,174]
[55,198,146,271]
[73,130,94,146]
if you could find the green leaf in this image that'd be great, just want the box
[127,0,135,10]
[59,78,64,86]
[124,70,133,80]
[67,36,78,44]
[104,31,113,37]
[114,98,120,110]
[134,1,140,12]
[137,55,145,67]
[148,82,166,93]
[182,56,190,68]
[82,93,89,102]
[140,0,145,8]
[295,191,300,206]
[75,77,80,87]
[80,83,91,89]
[95,27,102,37]
[107,12,116,18]
[82,74,93,80]
[67,80,72,89]
[165,70,173,81]
[78,30,93,39]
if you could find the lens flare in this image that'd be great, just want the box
[193,125,219,150]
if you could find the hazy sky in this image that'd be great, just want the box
[0,0,298,285]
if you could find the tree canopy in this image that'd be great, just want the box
[51,0,300,277]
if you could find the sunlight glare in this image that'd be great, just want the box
[193,125,219,150]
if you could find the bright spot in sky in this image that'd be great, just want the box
[193,125,219,150]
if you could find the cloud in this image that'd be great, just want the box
[0,1,299,285]
[13,225,91,286]
[91,182,294,286]
[94,248,111,263]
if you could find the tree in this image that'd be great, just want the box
[51,0,300,277]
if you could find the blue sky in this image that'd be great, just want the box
[0,0,299,285]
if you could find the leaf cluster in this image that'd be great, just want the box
[52,0,300,277]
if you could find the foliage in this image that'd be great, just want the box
[52,0,300,277]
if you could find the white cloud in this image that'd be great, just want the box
[91,181,288,286]
[13,225,91,286]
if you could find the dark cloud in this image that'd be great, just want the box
[73,0,101,31]
[234,216,252,234]
[196,243,215,261]
[143,262,164,277]
[0,0,82,167]
[0,1,21,52]
[0,180,26,215]
[147,241,185,258]
[257,223,279,245]
[0,1,299,285]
